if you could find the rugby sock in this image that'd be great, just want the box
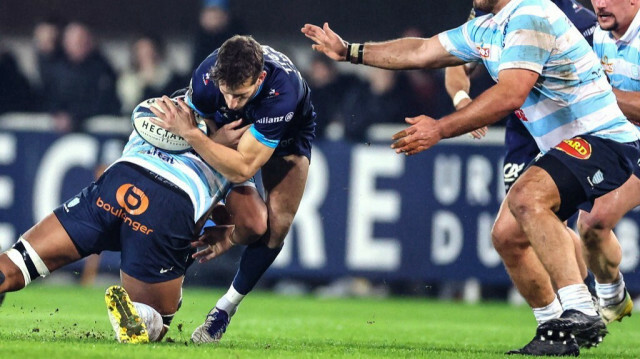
[132,302,163,341]
[595,272,626,307]
[232,241,282,295]
[215,285,245,315]
[532,296,563,325]
[583,271,597,298]
[557,284,598,316]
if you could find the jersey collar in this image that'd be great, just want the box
[250,81,265,101]
[492,0,524,26]
[615,9,640,45]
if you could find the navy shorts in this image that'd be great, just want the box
[53,162,196,283]
[503,118,540,193]
[533,135,640,220]
[272,129,314,160]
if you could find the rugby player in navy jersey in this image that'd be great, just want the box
[149,35,316,343]
[303,0,640,354]
[0,96,242,343]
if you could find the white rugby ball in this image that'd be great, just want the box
[131,97,208,153]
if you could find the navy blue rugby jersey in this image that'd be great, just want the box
[186,45,316,152]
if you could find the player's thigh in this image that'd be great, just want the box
[22,213,83,271]
[532,135,640,221]
[262,154,309,221]
[121,271,183,315]
[507,165,562,217]
[0,213,82,290]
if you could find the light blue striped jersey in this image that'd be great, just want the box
[439,0,640,153]
[115,131,231,223]
[592,11,640,111]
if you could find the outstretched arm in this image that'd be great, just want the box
[391,68,538,155]
[301,22,465,70]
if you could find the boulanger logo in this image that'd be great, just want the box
[94,184,154,235]
[96,185,154,235]
[116,184,149,215]
[555,137,592,160]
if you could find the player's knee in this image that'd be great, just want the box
[492,219,519,255]
[491,212,530,261]
[3,237,50,289]
[234,210,268,241]
[577,211,613,237]
[506,186,543,222]
[266,213,295,247]
[577,214,614,250]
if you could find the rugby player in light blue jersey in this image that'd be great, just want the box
[573,0,640,326]
[303,0,640,355]
[0,97,248,344]
[444,0,599,340]
[446,0,634,350]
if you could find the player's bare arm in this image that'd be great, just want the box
[209,119,251,150]
[445,65,489,139]
[612,88,640,126]
[445,66,471,103]
[301,22,464,69]
[391,68,539,155]
[150,96,273,183]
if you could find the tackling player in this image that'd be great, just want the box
[149,35,316,344]
[302,0,640,355]
[0,97,246,343]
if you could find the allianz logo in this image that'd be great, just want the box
[256,116,285,124]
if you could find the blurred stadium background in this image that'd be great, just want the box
[1,0,639,307]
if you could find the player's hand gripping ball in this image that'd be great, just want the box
[131,97,207,153]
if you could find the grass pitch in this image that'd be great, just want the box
[1,284,638,358]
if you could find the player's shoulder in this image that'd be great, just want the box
[262,47,303,89]
[503,2,551,34]
[510,0,554,19]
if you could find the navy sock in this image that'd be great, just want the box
[584,271,597,298]
[232,241,282,295]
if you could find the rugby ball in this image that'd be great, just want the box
[131,97,208,153]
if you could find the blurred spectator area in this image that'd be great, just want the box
[0,0,471,83]
[2,0,593,139]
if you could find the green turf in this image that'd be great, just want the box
[0,284,638,358]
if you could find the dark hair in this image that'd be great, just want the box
[210,35,264,89]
